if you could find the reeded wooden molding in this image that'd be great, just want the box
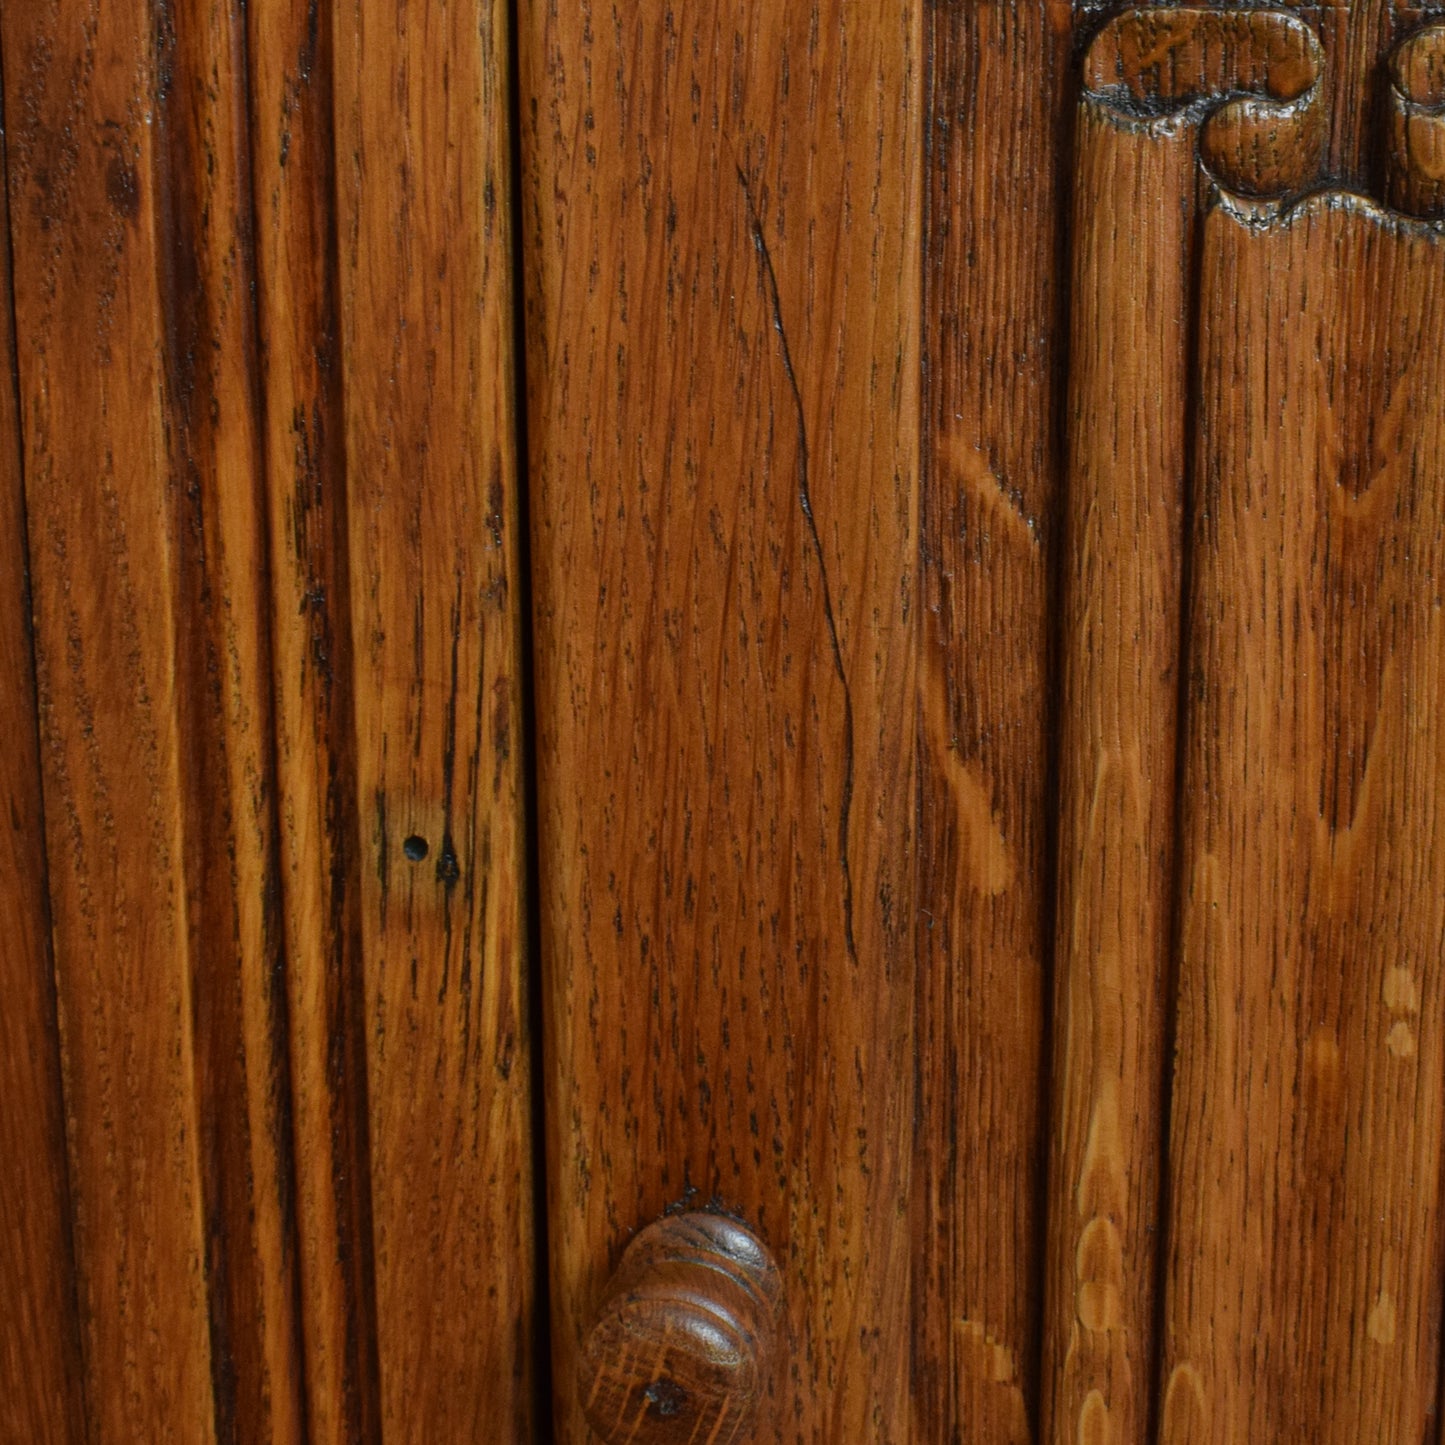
[1042,12,1326,1445]
[1387,22,1445,217]
[580,1213,783,1444]
[1159,186,1445,1444]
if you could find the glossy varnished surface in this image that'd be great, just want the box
[1,2,534,1439]
[1041,14,1327,1442]
[3,3,1445,1441]
[246,0,382,1436]
[915,4,1071,1435]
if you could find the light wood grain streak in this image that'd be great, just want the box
[1042,16,1327,1443]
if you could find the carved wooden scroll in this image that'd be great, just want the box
[1387,22,1445,217]
[1047,9,1445,1443]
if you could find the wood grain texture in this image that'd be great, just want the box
[152,5,308,1439]
[1,2,307,1438]
[332,0,539,1436]
[1042,73,1196,1445]
[1159,193,1445,1444]
[520,2,921,1437]
[0,56,88,1445]
[245,2,382,1438]
[4,7,217,1437]
[915,3,1071,1437]
[1041,16,1324,1444]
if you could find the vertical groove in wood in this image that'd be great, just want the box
[331,0,538,1434]
[520,4,922,1437]
[0,41,89,1445]
[915,4,1073,1438]
[1159,196,1445,1444]
[244,1,382,1439]
[0,6,218,1438]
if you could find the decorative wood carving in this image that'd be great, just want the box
[1081,8,1326,197]
[1387,22,1445,216]
[4,1,1445,1441]
[1046,6,1445,1443]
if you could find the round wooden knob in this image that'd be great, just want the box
[580,1211,783,1443]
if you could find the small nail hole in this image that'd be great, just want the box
[403,834,429,862]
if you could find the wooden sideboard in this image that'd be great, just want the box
[3,2,1443,1441]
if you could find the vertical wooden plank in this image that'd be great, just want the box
[151,5,309,1440]
[245,1,382,1438]
[1263,1,1432,187]
[520,2,921,1437]
[3,4,311,1437]
[1159,195,1445,1443]
[332,0,538,1437]
[1041,100,1195,1445]
[915,3,1072,1437]
[0,8,218,1439]
[0,52,88,1445]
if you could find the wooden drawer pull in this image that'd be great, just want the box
[580,1212,783,1443]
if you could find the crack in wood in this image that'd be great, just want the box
[736,163,859,970]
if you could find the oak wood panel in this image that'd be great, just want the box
[331,2,538,1438]
[1041,17,1326,1443]
[915,4,1072,1437]
[245,3,382,1439]
[1159,193,1445,1443]
[0,62,88,1445]
[1314,0,1396,184]
[0,3,312,1437]
[520,3,922,1437]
